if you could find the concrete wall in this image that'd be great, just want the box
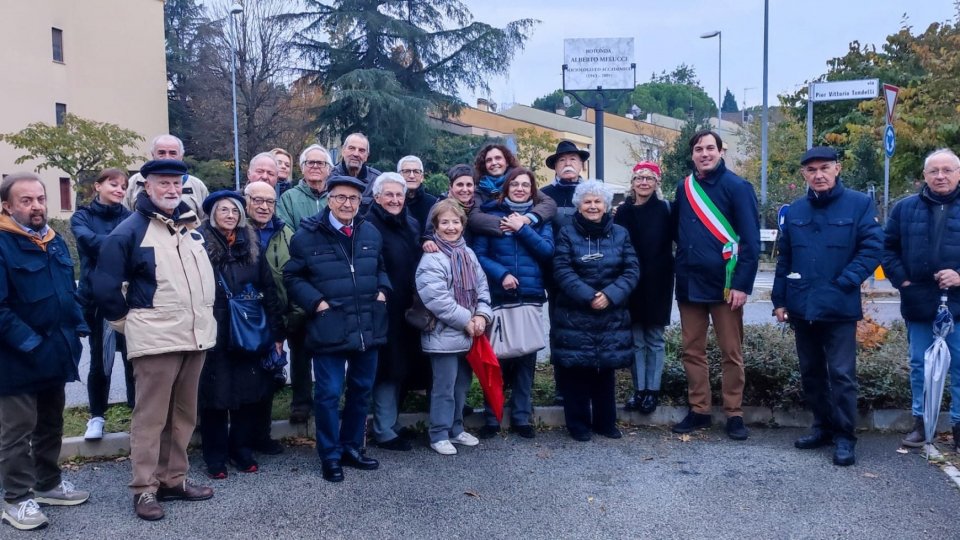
[0,0,168,216]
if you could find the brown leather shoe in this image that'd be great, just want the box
[157,480,214,502]
[133,492,164,521]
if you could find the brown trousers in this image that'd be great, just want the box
[129,351,205,494]
[678,302,745,417]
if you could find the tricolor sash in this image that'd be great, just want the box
[684,174,739,299]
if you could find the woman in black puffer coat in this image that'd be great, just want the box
[198,191,284,479]
[552,180,639,442]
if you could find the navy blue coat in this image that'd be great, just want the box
[674,160,760,303]
[882,186,960,321]
[613,197,674,327]
[70,199,131,308]
[473,201,554,306]
[772,182,883,321]
[550,215,640,369]
[0,226,85,396]
[283,208,391,354]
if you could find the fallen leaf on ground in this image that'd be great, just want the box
[114,456,129,462]
[587,496,594,503]
[464,490,481,499]
[536,450,551,459]
[863,472,879,478]
[679,434,691,442]
[643,456,654,461]
[896,448,909,454]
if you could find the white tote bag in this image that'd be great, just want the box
[488,303,546,359]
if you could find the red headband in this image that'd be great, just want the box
[632,161,661,177]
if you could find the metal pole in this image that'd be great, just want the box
[760,0,769,206]
[806,83,814,150]
[717,32,722,125]
[595,88,605,181]
[884,153,890,218]
[230,10,241,191]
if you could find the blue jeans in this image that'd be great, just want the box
[483,352,536,428]
[371,380,402,443]
[907,321,960,425]
[312,350,378,461]
[630,324,666,392]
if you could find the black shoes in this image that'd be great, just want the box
[289,408,310,425]
[794,430,834,450]
[638,391,659,415]
[672,410,712,433]
[321,459,344,482]
[253,439,284,455]
[376,437,413,451]
[833,439,856,466]
[902,416,925,448]
[341,448,379,470]
[954,423,960,452]
[725,417,749,440]
[478,425,501,439]
[594,426,623,439]
[568,430,591,442]
[509,424,536,439]
[624,391,644,411]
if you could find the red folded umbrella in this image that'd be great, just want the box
[466,335,504,422]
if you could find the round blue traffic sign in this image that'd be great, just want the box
[884,125,896,158]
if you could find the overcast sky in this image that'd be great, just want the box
[461,0,958,110]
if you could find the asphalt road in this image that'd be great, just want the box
[27,428,960,539]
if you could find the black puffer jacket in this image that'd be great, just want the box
[882,186,960,321]
[198,223,283,410]
[365,203,422,381]
[284,208,391,353]
[70,199,131,308]
[614,196,674,327]
[551,214,640,369]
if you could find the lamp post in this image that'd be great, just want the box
[229,3,243,191]
[700,30,721,127]
[761,0,770,207]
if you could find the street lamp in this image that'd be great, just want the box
[229,3,243,191]
[700,30,721,128]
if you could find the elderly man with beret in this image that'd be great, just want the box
[773,146,882,466]
[284,175,391,482]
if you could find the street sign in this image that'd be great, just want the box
[563,38,635,91]
[777,204,790,232]
[883,84,900,125]
[884,125,896,158]
[810,79,879,103]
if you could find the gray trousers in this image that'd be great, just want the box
[428,353,472,443]
[0,385,65,503]
[483,352,536,427]
[371,380,402,443]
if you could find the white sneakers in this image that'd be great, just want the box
[1,499,48,531]
[430,440,457,455]
[84,417,105,441]
[431,432,481,455]
[451,431,480,446]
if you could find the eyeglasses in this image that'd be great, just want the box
[400,169,423,176]
[925,167,958,176]
[303,160,330,170]
[248,197,276,207]
[330,194,361,204]
[632,175,658,184]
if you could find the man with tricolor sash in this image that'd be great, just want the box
[671,130,760,440]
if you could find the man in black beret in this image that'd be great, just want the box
[772,146,883,466]
[284,175,391,482]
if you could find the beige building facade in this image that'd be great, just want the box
[0,0,168,216]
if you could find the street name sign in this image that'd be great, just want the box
[810,79,879,103]
[563,38,635,91]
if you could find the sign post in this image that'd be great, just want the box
[563,38,636,180]
[806,79,879,149]
[882,83,899,217]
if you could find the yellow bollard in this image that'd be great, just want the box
[874,265,885,280]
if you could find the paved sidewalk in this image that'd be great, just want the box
[25,428,960,539]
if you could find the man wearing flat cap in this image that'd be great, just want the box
[284,175,391,482]
[772,146,882,466]
[93,159,217,520]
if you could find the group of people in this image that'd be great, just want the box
[2,126,959,531]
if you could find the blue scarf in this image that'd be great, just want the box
[503,198,533,215]
[478,173,509,195]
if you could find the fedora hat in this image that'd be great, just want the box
[545,140,590,169]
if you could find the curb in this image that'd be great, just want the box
[59,405,941,460]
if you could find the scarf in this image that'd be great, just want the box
[0,214,56,251]
[574,211,609,238]
[478,173,509,195]
[503,198,533,215]
[224,229,237,246]
[432,233,478,310]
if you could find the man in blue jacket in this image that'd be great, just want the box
[773,147,883,466]
[672,130,760,440]
[883,148,960,450]
[284,175,391,483]
[0,173,90,531]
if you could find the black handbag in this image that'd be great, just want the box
[218,272,272,353]
[404,292,436,332]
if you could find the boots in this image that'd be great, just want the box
[901,416,924,448]
[638,391,659,414]
[624,390,644,411]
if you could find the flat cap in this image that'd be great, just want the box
[800,147,839,165]
[140,159,188,178]
[325,175,366,192]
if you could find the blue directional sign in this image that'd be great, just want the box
[778,204,790,232]
[884,124,896,158]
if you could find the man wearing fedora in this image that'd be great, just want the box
[93,159,216,520]
[284,175,391,483]
[773,146,882,466]
[541,140,590,406]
